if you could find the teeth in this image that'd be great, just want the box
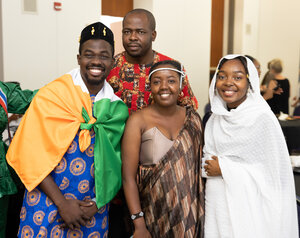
[224,91,234,96]
[90,69,102,73]
[160,94,170,98]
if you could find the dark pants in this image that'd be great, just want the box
[5,187,24,238]
[108,190,133,238]
[0,196,9,238]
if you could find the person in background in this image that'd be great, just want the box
[245,55,283,108]
[245,55,281,101]
[107,8,198,114]
[292,83,300,116]
[0,82,36,237]
[202,76,213,128]
[6,22,128,237]
[263,58,289,115]
[122,60,204,237]
[203,54,298,237]
[261,60,272,88]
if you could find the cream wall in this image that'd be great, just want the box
[134,0,212,116]
[134,0,153,11]
[2,1,299,115]
[257,0,300,112]
[1,0,101,89]
[233,0,300,113]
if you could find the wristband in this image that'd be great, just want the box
[130,211,144,220]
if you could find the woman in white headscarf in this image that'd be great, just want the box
[203,54,298,238]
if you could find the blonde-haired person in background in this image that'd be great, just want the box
[267,58,290,115]
[257,58,282,103]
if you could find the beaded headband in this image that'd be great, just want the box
[148,67,185,89]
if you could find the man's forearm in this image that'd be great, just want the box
[39,174,66,208]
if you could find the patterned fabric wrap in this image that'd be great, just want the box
[107,51,198,114]
[138,108,204,238]
[18,129,109,238]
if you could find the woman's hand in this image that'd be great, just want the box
[133,225,152,238]
[292,96,300,107]
[269,80,283,95]
[204,156,222,176]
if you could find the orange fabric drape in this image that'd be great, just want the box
[7,75,94,191]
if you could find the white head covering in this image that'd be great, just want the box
[209,54,269,118]
[204,54,298,238]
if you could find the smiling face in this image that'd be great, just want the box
[216,59,249,109]
[150,64,181,107]
[77,39,113,94]
[122,12,156,61]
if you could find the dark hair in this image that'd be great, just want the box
[123,8,156,31]
[149,60,181,80]
[218,56,252,89]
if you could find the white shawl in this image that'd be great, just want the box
[204,54,298,238]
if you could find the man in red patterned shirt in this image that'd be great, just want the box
[107,8,198,114]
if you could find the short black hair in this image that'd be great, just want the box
[123,8,156,31]
[79,40,114,57]
[149,60,181,80]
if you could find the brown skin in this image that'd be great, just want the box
[205,59,250,176]
[216,59,249,109]
[77,39,114,95]
[262,79,283,100]
[39,39,114,230]
[122,12,156,65]
[122,65,186,237]
[292,96,300,107]
[39,175,94,229]
[204,156,222,176]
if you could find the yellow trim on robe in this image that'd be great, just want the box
[6,74,94,192]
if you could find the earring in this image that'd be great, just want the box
[148,92,153,104]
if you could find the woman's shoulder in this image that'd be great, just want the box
[275,76,288,81]
[126,107,150,127]
[276,78,290,87]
